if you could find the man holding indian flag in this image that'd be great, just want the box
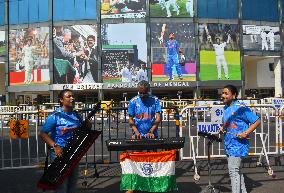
[122,80,178,192]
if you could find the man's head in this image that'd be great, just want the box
[63,29,72,42]
[169,33,175,40]
[216,37,221,44]
[87,35,96,48]
[137,80,150,100]
[141,63,146,69]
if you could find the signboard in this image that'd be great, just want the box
[53,25,98,84]
[210,106,223,124]
[197,122,222,134]
[151,22,196,82]
[101,0,146,19]
[242,25,280,51]
[9,27,50,85]
[101,23,147,84]
[199,23,241,81]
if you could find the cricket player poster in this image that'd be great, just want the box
[150,0,193,18]
[101,0,146,19]
[53,24,98,84]
[151,22,196,82]
[0,31,5,63]
[199,23,241,81]
[9,27,50,86]
[101,23,147,85]
[242,25,280,51]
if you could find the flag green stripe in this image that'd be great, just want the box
[120,174,177,192]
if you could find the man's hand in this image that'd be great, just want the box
[54,146,63,157]
[145,132,155,138]
[237,131,249,139]
[219,127,226,134]
[132,131,142,139]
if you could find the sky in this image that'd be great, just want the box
[106,23,147,62]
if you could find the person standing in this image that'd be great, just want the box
[267,29,275,51]
[120,63,132,82]
[84,35,98,82]
[260,29,268,51]
[159,29,183,80]
[136,63,148,82]
[39,89,92,193]
[22,38,35,84]
[212,37,229,80]
[220,85,260,193]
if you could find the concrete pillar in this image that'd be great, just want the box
[274,58,283,97]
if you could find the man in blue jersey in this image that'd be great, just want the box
[128,80,161,139]
[160,32,183,81]
[220,85,260,193]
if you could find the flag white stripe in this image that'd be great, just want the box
[121,159,175,178]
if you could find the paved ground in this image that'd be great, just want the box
[0,155,283,193]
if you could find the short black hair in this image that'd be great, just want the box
[138,80,150,91]
[224,84,238,96]
[58,89,73,106]
[87,35,96,41]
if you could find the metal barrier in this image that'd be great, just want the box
[179,104,279,180]
[279,105,284,154]
[0,106,180,170]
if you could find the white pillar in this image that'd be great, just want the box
[274,58,282,97]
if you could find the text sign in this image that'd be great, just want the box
[197,123,222,134]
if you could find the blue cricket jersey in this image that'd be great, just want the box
[164,40,180,56]
[222,100,259,157]
[41,107,83,147]
[128,95,162,137]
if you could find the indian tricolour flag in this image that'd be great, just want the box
[120,150,177,192]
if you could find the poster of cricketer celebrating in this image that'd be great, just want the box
[199,23,241,81]
[150,0,193,18]
[242,25,280,51]
[53,25,98,84]
[9,27,50,85]
[151,22,196,82]
[101,23,147,84]
[101,0,146,19]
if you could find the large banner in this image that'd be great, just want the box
[243,25,280,51]
[53,25,98,84]
[150,0,193,17]
[101,0,146,19]
[101,23,147,85]
[9,27,50,85]
[199,23,241,81]
[151,22,196,82]
[0,31,5,63]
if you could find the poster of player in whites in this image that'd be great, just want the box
[242,25,280,51]
[0,31,5,63]
[150,0,193,17]
[199,23,241,81]
[53,25,98,84]
[151,22,196,82]
[9,27,50,85]
[101,23,147,84]
[101,0,146,19]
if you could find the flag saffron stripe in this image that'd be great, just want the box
[121,160,175,177]
[120,174,177,192]
[120,150,176,163]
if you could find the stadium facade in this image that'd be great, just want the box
[0,0,283,105]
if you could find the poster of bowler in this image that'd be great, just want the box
[53,25,98,84]
[150,0,193,18]
[101,0,146,19]
[9,27,50,85]
[101,23,147,84]
[199,23,241,81]
[151,22,196,82]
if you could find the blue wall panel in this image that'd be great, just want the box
[0,0,4,26]
[198,0,238,19]
[53,0,96,21]
[9,0,48,25]
[39,0,48,22]
[242,0,278,21]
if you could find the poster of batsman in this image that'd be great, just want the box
[151,22,196,82]
[199,23,241,81]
